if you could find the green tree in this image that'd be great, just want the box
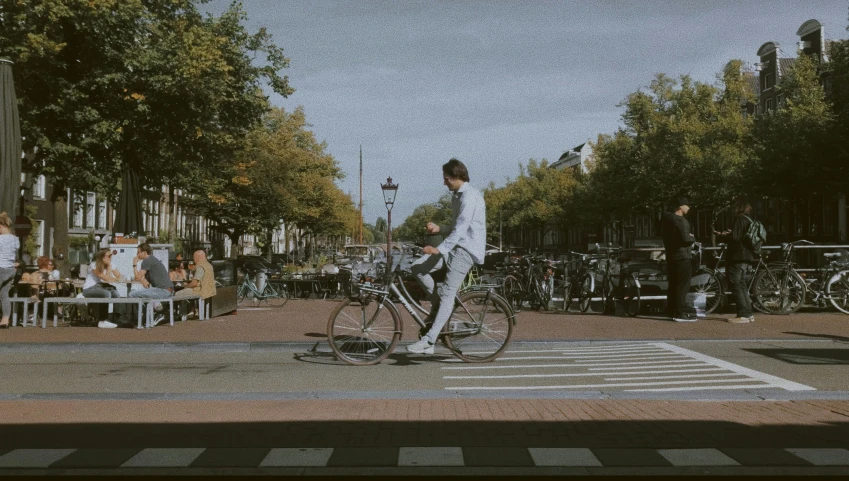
[185,106,350,256]
[584,69,753,223]
[394,195,452,242]
[750,53,835,195]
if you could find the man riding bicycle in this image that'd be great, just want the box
[407,158,487,355]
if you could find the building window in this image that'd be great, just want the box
[764,72,775,89]
[765,98,775,112]
[72,193,84,228]
[86,192,96,228]
[32,175,46,199]
[98,200,107,229]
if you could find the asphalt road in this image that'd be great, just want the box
[1,339,846,400]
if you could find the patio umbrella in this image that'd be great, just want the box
[113,166,142,237]
[0,58,21,217]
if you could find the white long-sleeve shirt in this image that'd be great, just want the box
[437,182,487,264]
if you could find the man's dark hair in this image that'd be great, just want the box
[442,158,470,182]
[138,243,153,255]
[733,197,753,216]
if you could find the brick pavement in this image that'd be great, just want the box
[1,299,847,344]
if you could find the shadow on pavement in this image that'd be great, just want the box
[743,348,849,365]
[1,420,848,451]
[784,332,849,343]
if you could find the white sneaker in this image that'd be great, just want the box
[727,316,754,324]
[406,338,435,355]
[98,320,118,329]
[152,314,167,327]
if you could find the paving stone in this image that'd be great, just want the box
[121,448,205,467]
[398,447,464,466]
[327,447,399,467]
[528,448,603,466]
[260,448,333,467]
[462,447,534,467]
[50,448,141,468]
[785,448,849,466]
[657,448,740,466]
[720,448,811,466]
[190,447,270,467]
[0,449,76,468]
[591,448,672,467]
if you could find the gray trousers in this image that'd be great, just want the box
[0,267,16,318]
[411,248,474,343]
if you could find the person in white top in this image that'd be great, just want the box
[82,248,127,328]
[0,212,20,329]
[407,158,487,355]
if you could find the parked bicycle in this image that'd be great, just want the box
[237,269,289,307]
[701,241,805,315]
[501,255,555,311]
[770,240,849,314]
[327,248,516,365]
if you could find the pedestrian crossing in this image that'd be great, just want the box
[0,447,848,469]
[442,342,815,392]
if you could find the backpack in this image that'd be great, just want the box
[741,215,767,254]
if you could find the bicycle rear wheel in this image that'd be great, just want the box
[443,291,514,362]
[826,270,849,315]
[262,283,289,307]
[753,268,806,314]
[578,273,594,313]
[501,275,523,312]
[690,268,722,315]
[327,296,402,365]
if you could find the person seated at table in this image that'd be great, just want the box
[174,250,216,319]
[169,261,187,283]
[83,248,128,329]
[129,243,174,326]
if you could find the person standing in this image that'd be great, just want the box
[0,212,19,329]
[715,198,758,324]
[407,158,486,354]
[129,243,174,326]
[661,196,696,322]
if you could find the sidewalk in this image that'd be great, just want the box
[1,300,848,345]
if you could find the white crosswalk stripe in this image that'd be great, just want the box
[442,342,815,392]
[0,449,76,468]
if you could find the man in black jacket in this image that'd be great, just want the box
[715,198,758,324]
[661,196,696,322]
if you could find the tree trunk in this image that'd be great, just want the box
[51,187,70,278]
[228,229,242,258]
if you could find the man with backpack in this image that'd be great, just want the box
[714,197,765,324]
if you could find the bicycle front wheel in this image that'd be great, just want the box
[262,283,289,307]
[690,268,722,315]
[826,270,849,315]
[443,291,514,362]
[753,268,806,314]
[327,296,402,365]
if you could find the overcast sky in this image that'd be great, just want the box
[203,0,847,227]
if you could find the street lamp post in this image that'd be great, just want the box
[380,177,398,279]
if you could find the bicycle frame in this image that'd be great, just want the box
[360,254,516,335]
